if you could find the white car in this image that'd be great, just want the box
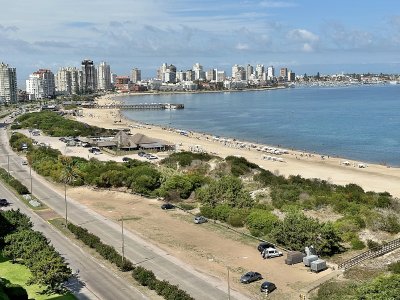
[194,216,208,224]
[262,247,283,259]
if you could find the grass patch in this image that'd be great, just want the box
[48,218,74,237]
[0,254,75,300]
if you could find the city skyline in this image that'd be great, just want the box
[2,1,400,85]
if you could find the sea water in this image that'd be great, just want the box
[119,85,400,167]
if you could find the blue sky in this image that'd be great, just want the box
[1,0,400,86]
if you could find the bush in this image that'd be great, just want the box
[246,209,279,236]
[351,238,365,250]
[227,209,248,227]
[388,261,400,274]
[366,239,380,250]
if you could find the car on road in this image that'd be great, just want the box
[146,154,158,160]
[260,281,276,294]
[262,247,283,259]
[0,198,10,207]
[122,157,131,162]
[161,203,175,210]
[21,160,28,165]
[138,151,146,157]
[257,242,275,253]
[240,271,262,284]
[194,216,208,224]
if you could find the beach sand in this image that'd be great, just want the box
[76,94,400,198]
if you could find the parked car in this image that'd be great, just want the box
[146,155,158,160]
[0,198,9,207]
[240,272,262,284]
[161,203,175,210]
[262,247,283,259]
[21,160,28,166]
[194,216,208,224]
[138,151,146,157]
[260,281,276,294]
[257,242,275,253]
[122,157,131,162]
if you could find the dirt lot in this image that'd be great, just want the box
[66,186,333,299]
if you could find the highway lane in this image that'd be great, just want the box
[0,122,250,300]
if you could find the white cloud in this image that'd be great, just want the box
[235,43,250,50]
[287,29,319,42]
[302,43,314,52]
[259,1,296,8]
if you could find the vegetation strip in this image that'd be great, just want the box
[67,223,194,300]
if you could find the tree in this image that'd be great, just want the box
[59,156,79,226]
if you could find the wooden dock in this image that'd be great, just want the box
[95,103,184,110]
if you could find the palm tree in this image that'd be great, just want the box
[59,156,78,227]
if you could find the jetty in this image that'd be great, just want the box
[95,103,184,110]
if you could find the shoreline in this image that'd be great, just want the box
[75,94,400,198]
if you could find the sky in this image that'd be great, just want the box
[1,0,400,86]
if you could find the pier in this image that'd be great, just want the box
[95,103,184,110]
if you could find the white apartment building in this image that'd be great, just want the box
[55,67,83,95]
[26,69,55,100]
[192,63,205,80]
[256,64,264,79]
[130,68,141,83]
[232,64,245,81]
[97,62,111,91]
[246,64,253,80]
[267,66,275,80]
[0,62,17,104]
[176,71,186,82]
[216,70,226,82]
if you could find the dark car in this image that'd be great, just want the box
[122,157,131,162]
[260,281,276,294]
[0,198,9,207]
[257,242,275,253]
[138,151,146,157]
[240,271,262,284]
[161,203,175,210]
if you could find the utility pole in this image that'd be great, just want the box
[121,216,125,266]
[7,155,10,178]
[30,163,32,194]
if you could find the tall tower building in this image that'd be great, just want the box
[192,63,205,80]
[55,67,83,95]
[81,59,97,93]
[280,67,288,79]
[26,69,55,100]
[0,62,17,104]
[246,64,253,80]
[130,68,141,83]
[97,62,111,91]
[256,64,264,79]
[267,66,275,80]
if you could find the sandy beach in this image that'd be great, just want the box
[75,93,400,198]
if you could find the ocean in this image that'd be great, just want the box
[119,85,400,167]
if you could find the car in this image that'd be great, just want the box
[146,155,158,160]
[0,198,9,207]
[138,151,146,157]
[21,160,28,166]
[122,157,131,162]
[257,242,275,253]
[161,203,175,210]
[262,247,283,259]
[260,281,276,294]
[194,216,208,224]
[240,271,262,284]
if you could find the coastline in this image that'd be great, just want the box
[76,94,400,198]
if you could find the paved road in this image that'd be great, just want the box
[0,120,249,300]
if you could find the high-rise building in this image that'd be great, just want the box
[192,63,205,80]
[185,70,195,81]
[176,71,186,82]
[267,66,275,80]
[0,62,17,104]
[164,64,177,83]
[97,62,111,91]
[81,59,97,93]
[232,64,245,81]
[287,70,296,82]
[246,64,253,80]
[256,64,264,79]
[157,63,168,80]
[130,68,141,83]
[26,69,55,100]
[280,67,288,79]
[206,69,215,81]
[55,67,83,95]
[216,70,226,82]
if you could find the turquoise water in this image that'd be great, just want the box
[119,85,400,166]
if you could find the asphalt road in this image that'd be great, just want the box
[0,120,250,300]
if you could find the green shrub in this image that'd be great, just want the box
[199,205,214,218]
[351,238,365,250]
[213,204,232,222]
[227,209,248,227]
[366,239,381,250]
[388,261,400,274]
[179,203,196,211]
[246,209,279,236]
